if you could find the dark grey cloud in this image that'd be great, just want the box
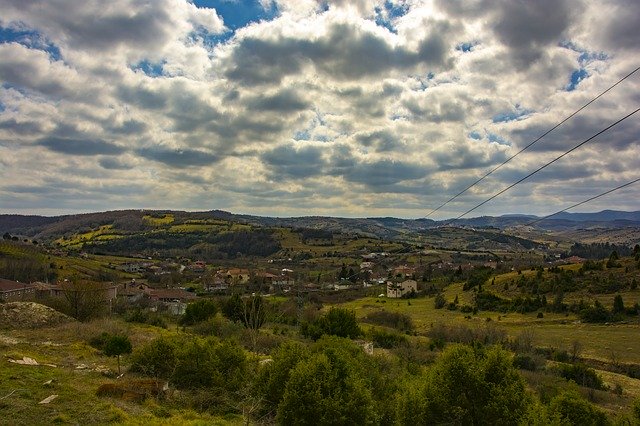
[0,118,42,135]
[402,96,466,123]
[165,86,222,132]
[117,84,168,110]
[433,142,507,171]
[99,157,133,170]
[2,0,176,53]
[108,119,147,135]
[246,89,310,112]
[225,20,452,85]
[261,144,325,179]
[599,0,640,50]
[355,130,404,152]
[137,146,219,168]
[37,136,126,156]
[343,159,428,187]
[491,0,573,68]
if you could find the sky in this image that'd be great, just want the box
[0,0,639,219]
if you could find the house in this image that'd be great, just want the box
[393,265,415,278]
[0,278,36,301]
[387,280,417,298]
[255,271,278,286]
[360,261,375,271]
[226,268,250,284]
[147,288,197,304]
[118,280,151,302]
[189,261,207,273]
[50,280,119,302]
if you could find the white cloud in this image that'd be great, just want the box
[0,0,639,218]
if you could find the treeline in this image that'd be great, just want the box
[0,257,57,283]
[569,242,633,259]
[85,229,281,260]
[295,227,333,243]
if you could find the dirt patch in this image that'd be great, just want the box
[96,379,169,402]
[0,302,75,329]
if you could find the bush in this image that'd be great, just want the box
[548,391,608,425]
[434,293,446,309]
[512,354,543,371]
[395,345,531,425]
[180,299,218,326]
[556,363,606,390]
[579,301,611,323]
[103,334,132,374]
[362,310,414,332]
[368,329,408,349]
[129,336,180,380]
[300,308,362,340]
[255,342,311,417]
[276,340,375,424]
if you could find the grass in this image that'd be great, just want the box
[142,215,175,227]
[0,318,241,425]
[338,289,640,364]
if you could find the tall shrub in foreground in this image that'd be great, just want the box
[396,344,531,425]
[300,307,362,340]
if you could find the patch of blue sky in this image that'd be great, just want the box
[468,131,482,140]
[487,133,510,146]
[130,59,166,77]
[374,1,409,33]
[456,41,477,52]
[566,68,588,91]
[578,51,607,66]
[0,25,61,60]
[193,0,278,31]
[0,101,5,113]
[492,106,532,123]
[293,129,310,141]
[559,40,607,66]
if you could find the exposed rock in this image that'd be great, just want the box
[0,302,74,329]
[38,394,58,404]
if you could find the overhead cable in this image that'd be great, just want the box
[425,65,640,218]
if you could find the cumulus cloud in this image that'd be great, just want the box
[0,0,639,218]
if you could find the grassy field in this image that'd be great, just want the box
[0,319,242,425]
[339,289,640,364]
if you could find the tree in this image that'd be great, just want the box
[180,298,218,325]
[103,334,132,375]
[58,279,109,321]
[396,345,531,425]
[548,391,608,426]
[255,342,311,417]
[276,346,375,424]
[613,294,625,315]
[301,308,362,340]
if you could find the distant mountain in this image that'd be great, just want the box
[1,209,639,246]
[549,210,640,222]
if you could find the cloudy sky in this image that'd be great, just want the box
[0,0,639,219]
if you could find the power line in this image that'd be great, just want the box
[525,177,640,227]
[444,106,640,224]
[425,65,640,218]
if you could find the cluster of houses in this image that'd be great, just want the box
[204,268,295,292]
[0,277,198,315]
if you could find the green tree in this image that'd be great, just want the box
[613,294,625,315]
[255,342,311,417]
[548,391,608,425]
[129,336,179,379]
[180,298,218,325]
[301,308,361,340]
[396,345,531,425]
[276,349,375,424]
[103,334,132,374]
